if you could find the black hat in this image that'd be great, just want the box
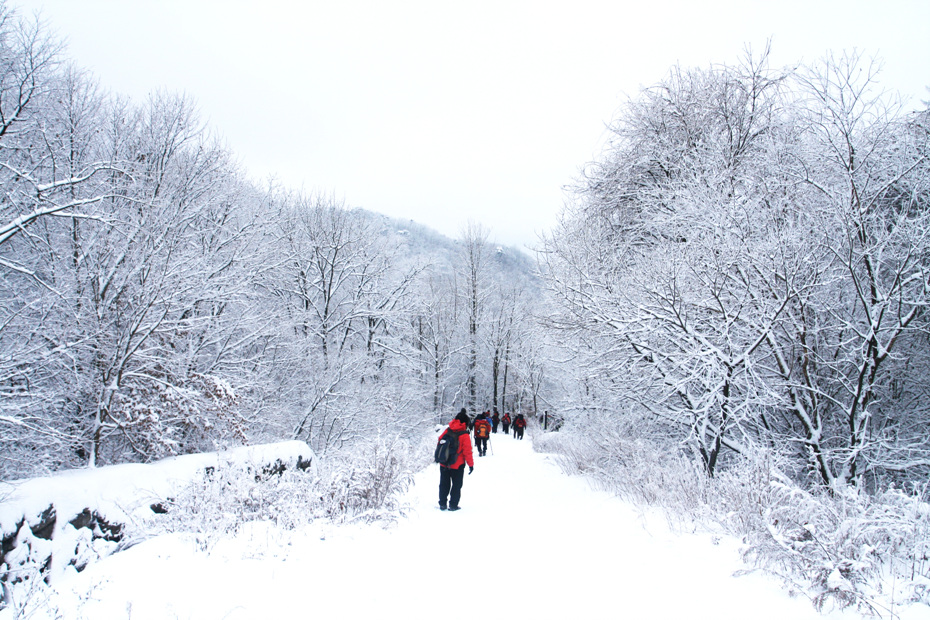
[455,409,469,424]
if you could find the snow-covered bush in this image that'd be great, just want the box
[151,436,417,546]
[725,475,930,612]
[105,372,247,465]
[533,427,712,526]
[318,437,416,523]
[150,465,310,546]
[534,428,930,612]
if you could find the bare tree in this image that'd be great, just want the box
[457,221,491,411]
[413,272,463,418]
[256,194,422,452]
[777,52,930,487]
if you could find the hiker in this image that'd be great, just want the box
[513,413,526,440]
[501,412,512,435]
[474,412,491,456]
[437,409,475,511]
[491,409,500,433]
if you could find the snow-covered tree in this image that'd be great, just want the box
[543,47,930,488]
[457,221,491,411]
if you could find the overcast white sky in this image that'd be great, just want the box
[12,0,930,249]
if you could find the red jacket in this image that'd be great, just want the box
[474,418,491,439]
[439,419,474,469]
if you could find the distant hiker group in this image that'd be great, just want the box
[496,411,526,437]
[470,409,526,449]
[434,407,532,512]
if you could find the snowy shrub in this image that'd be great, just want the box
[533,427,712,527]
[534,428,930,613]
[730,477,930,612]
[150,466,304,548]
[151,436,416,545]
[102,373,247,465]
[0,563,57,619]
[318,436,416,523]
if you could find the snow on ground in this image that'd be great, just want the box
[0,441,316,533]
[9,433,929,620]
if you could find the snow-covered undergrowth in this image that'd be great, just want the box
[0,438,417,616]
[152,436,417,544]
[533,428,930,616]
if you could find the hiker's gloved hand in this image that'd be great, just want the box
[468,466,474,475]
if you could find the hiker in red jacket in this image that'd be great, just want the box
[513,413,527,440]
[473,412,492,456]
[491,409,500,433]
[438,409,475,511]
[501,412,512,435]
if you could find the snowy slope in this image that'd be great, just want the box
[0,441,316,530]
[8,434,927,619]
[0,441,316,611]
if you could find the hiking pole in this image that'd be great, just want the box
[488,436,494,456]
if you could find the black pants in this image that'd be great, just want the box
[515,427,524,439]
[475,437,488,455]
[439,465,465,509]
[502,424,509,434]
[492,422,499,433]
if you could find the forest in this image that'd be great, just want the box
[0,4,548,479]
[1,1,928,611]
[544,47,930,493]
[539,46,930,606]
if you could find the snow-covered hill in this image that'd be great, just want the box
[371,210,541,286]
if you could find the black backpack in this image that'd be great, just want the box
[434,429,461,466]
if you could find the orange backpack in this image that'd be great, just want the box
[476,420,490,438]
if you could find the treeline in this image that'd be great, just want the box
[543,46,930,493]
[0,4,550,480]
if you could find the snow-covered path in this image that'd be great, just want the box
[38,432,863,619]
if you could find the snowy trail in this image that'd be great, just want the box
[38,432,858,620]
